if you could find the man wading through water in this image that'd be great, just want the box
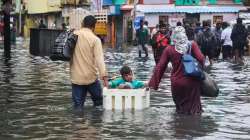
[231,18,248,64]
[196,21,217,66]
[136,20,149,58]
[151,23,169,64]
[70,15,109,110]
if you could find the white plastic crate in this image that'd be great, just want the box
[103,88,150,110]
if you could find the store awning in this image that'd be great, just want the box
[136,4,247,14]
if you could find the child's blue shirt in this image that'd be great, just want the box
[109,77,145,89]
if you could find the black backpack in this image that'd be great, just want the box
[50,30,78,61]
[231,25,247,44]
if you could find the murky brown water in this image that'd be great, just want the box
[0,44,250,139]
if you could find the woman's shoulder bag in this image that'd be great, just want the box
[182,42,205,80]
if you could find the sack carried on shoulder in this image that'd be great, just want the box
[201,72,219,97]
[182,42,204,80]
[50,30,78,61]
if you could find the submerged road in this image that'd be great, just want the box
[0,44,250,139]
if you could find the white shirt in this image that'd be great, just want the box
[221,27,232,46]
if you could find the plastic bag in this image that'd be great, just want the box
[201,72,219,97]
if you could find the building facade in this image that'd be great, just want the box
[136,0,246,28]
[101,0,247,47]
[23,0,63,38]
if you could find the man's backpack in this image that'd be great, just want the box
[50,30,78,61]
[231,25,248,45]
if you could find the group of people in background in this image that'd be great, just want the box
[136,18,249,65]
[196,18,248,65]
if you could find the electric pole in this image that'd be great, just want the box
[2,0,12,57]
[19,0,22,35]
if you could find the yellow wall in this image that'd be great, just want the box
[24,17,37,38]
[27,0,61,14]
[61,0,80,5]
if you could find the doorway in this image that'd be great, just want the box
[185,13,200,24]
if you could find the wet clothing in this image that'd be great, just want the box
[222,45,232,59]
[0,22,3,35]
[72,80,103,109]
[109,77,145,89]
[138,44,148,57]
[149,42,205,115]
[71,28,107,85]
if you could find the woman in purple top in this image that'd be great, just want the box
[148,26,205,115]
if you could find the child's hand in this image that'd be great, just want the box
[123,85,132,89]
[118,84,126,89]
[118,84,132,89]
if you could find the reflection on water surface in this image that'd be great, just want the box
[0,45,250,139]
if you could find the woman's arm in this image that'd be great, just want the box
[191,41,205,67]
[148,47,170,90]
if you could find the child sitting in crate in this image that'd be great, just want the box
[109,65,145,89]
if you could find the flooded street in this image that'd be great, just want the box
[0,44,250,140]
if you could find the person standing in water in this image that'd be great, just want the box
[136,20,149,58]
[149,26,205,115]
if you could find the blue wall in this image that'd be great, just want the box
[103,0,113,6]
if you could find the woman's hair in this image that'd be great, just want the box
[176,21,182,26]
[222,22,229,29]
[120,65,132,76]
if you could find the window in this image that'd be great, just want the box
[159,16,168,25]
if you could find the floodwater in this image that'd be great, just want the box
[0,43,250,140]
